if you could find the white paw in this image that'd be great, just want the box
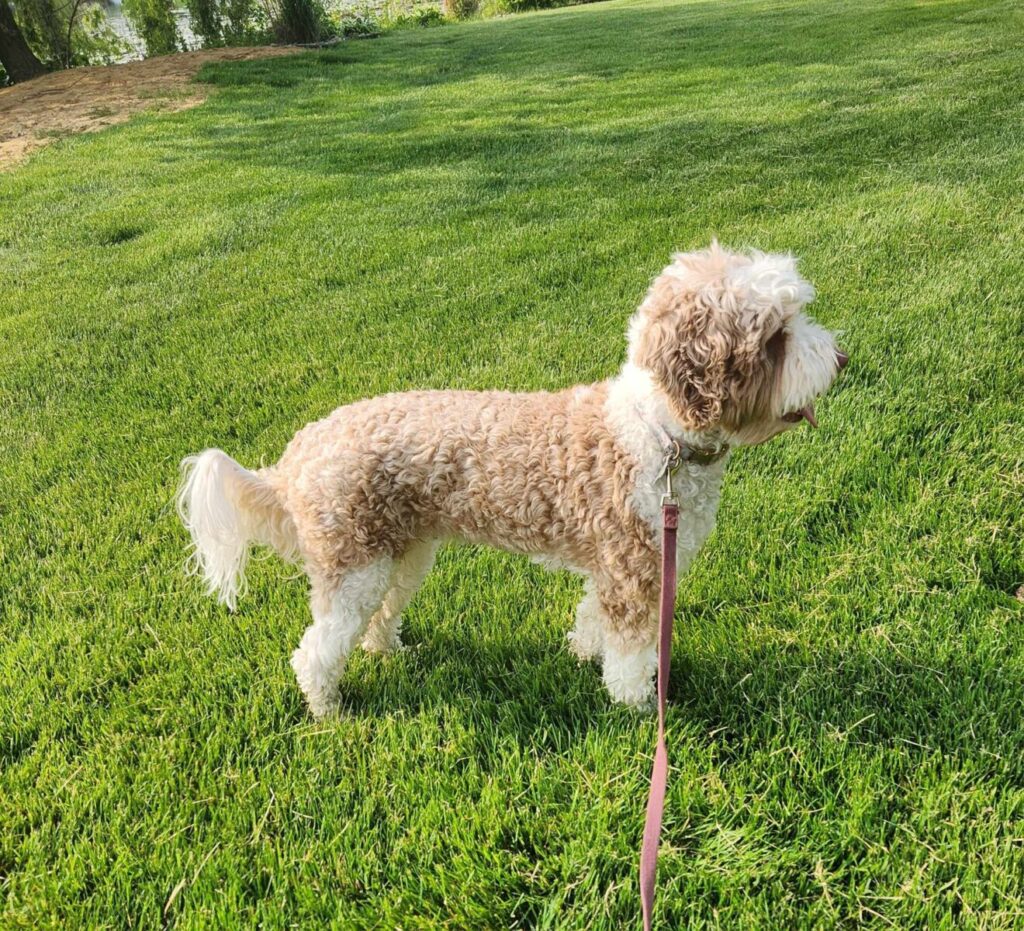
[604,677,656,710]
[362,635,404,655]
[602,643,657,708]
[362,617,404,654]
[567,628,602,663]
[306,690,341,720]
[291,646,342,719]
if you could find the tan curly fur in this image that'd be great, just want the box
[178,243,846,717]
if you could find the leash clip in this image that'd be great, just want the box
[659,441,681,506]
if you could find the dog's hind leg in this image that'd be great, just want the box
[567,576,605,662]
[362,536,438,655]
[362,541,438,654]
[290,558,393,718]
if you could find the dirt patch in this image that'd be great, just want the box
[0,46,302,169]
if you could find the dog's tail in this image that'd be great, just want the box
[177,449,299,610]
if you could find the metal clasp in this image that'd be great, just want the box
[658,440,681,506]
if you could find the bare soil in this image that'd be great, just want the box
[0,46,301,169]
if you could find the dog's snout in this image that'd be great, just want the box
[835,349,849,371]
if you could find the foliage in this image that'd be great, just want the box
[121,0,181,55]
[71,3,130,61]
[271,0,331,43]
[324,0,444,39]
[183,0,272,47]
[382,3,445,30]
[328,3,380,37]
[4,0,1024,927]
[10,0,127,69]
[11,0,67,64]
[495,0,583,10]
[179,0,336,50]
[442,0,476,19]
[402,4,444,25]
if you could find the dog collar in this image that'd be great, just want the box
[636,406,730,471]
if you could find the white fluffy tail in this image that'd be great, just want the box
[177,449,298,610]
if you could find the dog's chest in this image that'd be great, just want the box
[629,458,726,572]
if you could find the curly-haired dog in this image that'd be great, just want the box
[178,244,848,717]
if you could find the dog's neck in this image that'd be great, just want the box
[607,363,729,469]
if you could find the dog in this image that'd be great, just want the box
[178,243,847,718]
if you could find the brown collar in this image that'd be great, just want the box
[636,405,729,470]
[676,441,730,467]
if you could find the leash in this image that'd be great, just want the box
[639,454,681,931]
[631,411,728,927]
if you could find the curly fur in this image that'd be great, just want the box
[178,244,846,717]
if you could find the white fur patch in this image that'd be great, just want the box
[604,363,727,572]
[730,251,816,313]
[602,638,657,708]
[567,579,605,662]
[778,314,841,416]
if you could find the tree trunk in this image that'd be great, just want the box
[0,1,46,83]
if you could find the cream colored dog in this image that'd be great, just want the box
[178,244,847,718]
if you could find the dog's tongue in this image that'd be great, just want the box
[801,404,818,428]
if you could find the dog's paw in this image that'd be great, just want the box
[291,646,343,719]
[566,629,602,663]
[605,680,656,711]
[306,689,342,720]
[362,635,406,655]
[361,616,405,655]
[623,693,656,714]
[602,643,656,709]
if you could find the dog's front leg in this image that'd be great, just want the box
[595,575,659,709]
[567,577,605,662]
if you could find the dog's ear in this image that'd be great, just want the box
[629,276,731,431]
[760,321,788,372]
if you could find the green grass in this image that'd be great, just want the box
[3,0,1024,925]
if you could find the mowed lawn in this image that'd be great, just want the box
[3,0,1024,925]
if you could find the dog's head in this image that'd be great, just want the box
[627,243,847,445]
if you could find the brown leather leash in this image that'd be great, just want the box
[639,465,680,931]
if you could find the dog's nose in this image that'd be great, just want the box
[836,349,849,371]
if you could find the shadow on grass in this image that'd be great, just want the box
[323,628,612,742]
[175,0,1013,200]
[670,639,1024,764]
[313,606,1024,773]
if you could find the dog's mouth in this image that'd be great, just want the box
[782,404,818,428]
